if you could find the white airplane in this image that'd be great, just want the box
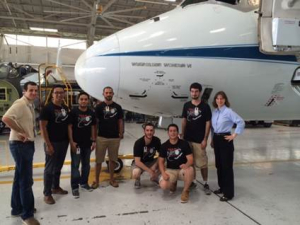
[75,0,300,121]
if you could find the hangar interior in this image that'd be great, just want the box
[0,0,300,225]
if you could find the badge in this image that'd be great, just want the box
[61,109,66,116]
[194,107,199,116]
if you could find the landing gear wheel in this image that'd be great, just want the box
[106,158,123,173]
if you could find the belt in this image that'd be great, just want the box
[9,140,34,144]
[214,132,230,136]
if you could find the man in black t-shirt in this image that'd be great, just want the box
[40,85,69,205]
[68,92,97,198]
[132,123,161,189]
[181,82,212,195]
[92,87,124,189]
[159,124,194,203]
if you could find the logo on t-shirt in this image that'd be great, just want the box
[77,115,92,128]
[103,106,117,119]
[187,107,202,121]
[143,146,156,160]
[55,108,68,123]
[167,148,183,161]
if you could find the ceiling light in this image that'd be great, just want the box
[30,27,58,32]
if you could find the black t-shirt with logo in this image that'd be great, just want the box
[69,107,96,148]
[159,139,192,170]
[95,101,123,138]
[182,101,212,143]
[134,136,161,163]
[40,102,69,142]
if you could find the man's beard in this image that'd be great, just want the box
[105,96,112,101]
[191,96,199,100]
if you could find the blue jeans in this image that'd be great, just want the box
[71,146,91,190]
[9,141,35,220]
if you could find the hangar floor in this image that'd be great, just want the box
[0,123,299,225]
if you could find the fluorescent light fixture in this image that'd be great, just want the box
[165,0,176,2]
[210,28,226,34]
[30,27,58,32]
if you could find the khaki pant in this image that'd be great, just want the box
[188,142,208,169]
[96,137,120,163]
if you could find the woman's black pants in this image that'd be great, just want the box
[213,134,234,199]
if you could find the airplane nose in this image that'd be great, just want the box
[75,34,120,100]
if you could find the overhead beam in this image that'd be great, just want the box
[45,0,90,13]
[0,16,123,30]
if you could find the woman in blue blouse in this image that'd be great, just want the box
[210,91,245,201]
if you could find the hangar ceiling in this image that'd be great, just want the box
[0,0,180,44]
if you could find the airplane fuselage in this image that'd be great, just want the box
[75,1,300,120]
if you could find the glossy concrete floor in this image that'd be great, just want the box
[0,123,299,225]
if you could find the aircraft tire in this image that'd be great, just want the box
[106,158,123,173]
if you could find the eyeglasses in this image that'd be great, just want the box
[53,92,65,95]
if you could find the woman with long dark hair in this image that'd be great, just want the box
[211,91,245,201]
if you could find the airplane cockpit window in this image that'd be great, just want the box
[181,0,260,11]
[181,0,208,8]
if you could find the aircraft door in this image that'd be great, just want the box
[258,0,300,57]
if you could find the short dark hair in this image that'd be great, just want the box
[168,123,179,132]
[23,81,37,91]
[103,86,113,92]
[143,122,155,130]
[212,91,230,108]
[52,85,65,92]
[190,82,202,92]
[77,91,89,101]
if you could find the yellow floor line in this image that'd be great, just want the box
[1,159,299,185]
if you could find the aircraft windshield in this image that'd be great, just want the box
[181,0,260,11]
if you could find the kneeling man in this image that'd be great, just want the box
[159,124,194,203]
[132,123,161,188]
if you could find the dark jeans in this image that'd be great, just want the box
[43,141,69,196]
[9,141,35,220]
[71,146,92,190]
[213,135,234,199]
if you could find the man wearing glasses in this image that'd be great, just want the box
[40,85,69,204]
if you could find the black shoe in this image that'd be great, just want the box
[204,183,211,195]
[213,189,223,194]
[189,181,197,189]
[81,184,93,192]
[220,196,232,202]
[72,189,80,198]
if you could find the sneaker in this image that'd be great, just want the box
[72,189,80,198]
[181,190,190,203]
[81,184,93,192]
[44,195,55,205]
[204,183,211,195]
[213,189,222,195]
[169,182,177,194]
[22,217,40,225]
[52,187,68,195]
[190,181,197,189]
[134,179,141,189]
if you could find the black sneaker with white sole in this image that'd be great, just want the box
[204,183,211,195]
[72,189,80,198]
[81,184,93,192]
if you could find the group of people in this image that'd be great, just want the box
[3,81,245,225]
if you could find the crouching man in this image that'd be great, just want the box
[159,124,194,203]
[132,123,161,188]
